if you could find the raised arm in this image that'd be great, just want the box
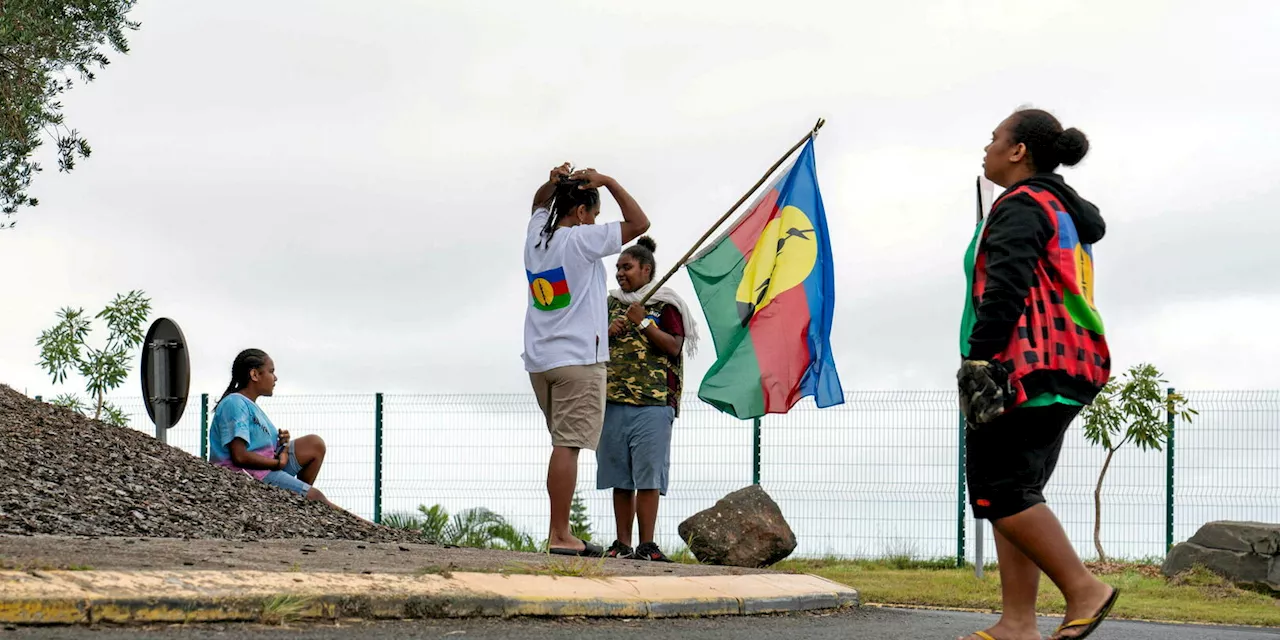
[571,169,650,243]
[533,162,572,213]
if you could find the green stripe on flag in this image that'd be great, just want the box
[533,293,571,312]
[688,237,766,419]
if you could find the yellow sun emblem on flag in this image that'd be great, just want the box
[735,205,818,326]
[530,278,556,307]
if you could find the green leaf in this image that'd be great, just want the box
[415,504,450,542]
[99,402,129,427]
[35,306,90,384]
[570,491,593,542]
[0,0,142,221]
[51,393,88,414]
[35,291,151,403]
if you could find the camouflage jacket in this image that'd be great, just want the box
[606,297,683,414]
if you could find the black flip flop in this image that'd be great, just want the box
[549,541,604,557]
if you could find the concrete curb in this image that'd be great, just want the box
[0,570,859,625]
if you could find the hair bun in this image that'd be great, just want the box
[1054,127,1090,167]
[635,236,657,253]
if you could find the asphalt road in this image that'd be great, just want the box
[4,608,1278,639]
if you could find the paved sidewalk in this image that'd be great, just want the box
[0,535,857,626]
[0,569,858,625]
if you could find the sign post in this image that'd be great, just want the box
[140,318,191,444]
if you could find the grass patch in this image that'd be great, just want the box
[541,556,608,578]
[501,555,610,579]
[667,545,703,565]
[0,560,95,572]
[416,564,455,579]
[258,594,311,625]
[777,558,1280,627]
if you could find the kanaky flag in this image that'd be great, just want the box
[687,138,844,419]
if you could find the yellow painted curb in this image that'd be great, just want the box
[0,569,858,626]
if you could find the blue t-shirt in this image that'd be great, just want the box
[209,394,279,474]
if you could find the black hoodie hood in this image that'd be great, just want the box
[1019,173,1105,244]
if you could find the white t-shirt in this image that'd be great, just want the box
[522,207,623,373]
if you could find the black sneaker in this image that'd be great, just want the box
[605,540,634,559]
[633,541,673,563]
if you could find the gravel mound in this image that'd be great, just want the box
[0,385,415,541]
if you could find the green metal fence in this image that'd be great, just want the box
[104,390,1280,563]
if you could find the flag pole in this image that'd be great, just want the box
[975,176,984,223]
[638,118,826,305]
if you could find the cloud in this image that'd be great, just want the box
[1,0,1277,402]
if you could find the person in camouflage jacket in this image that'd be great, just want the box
[597,235,699,562]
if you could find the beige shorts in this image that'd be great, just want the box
[529,363,606,450]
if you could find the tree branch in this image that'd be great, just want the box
[0,52,40,77]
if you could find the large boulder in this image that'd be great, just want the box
[1188,521,1280,556]
[677,484,796,568]
[1163,521,1280,594]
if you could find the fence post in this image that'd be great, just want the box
[374,392,384,524]
[1166,387,1176,552]
[752,417,762,485]
[957,412,967,568]
[200,393,209,461]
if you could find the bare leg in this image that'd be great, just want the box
[613,489,635,547]
[547,446,583,551]
[292,435,326,485]
[304,486,340,510]
[958,527,1042,640]
[636,489,660,544]
[991,505,1113,639]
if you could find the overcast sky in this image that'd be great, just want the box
[2,0,1277,402]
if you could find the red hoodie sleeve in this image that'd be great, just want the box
[967,193,1055,361]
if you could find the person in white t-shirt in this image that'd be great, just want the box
[524,162,650,557]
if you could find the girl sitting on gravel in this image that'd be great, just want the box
[209,349,336,508]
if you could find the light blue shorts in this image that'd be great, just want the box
[596,403,675,495]
[262,440,310,496]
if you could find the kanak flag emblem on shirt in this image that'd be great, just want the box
[527,267,571,311]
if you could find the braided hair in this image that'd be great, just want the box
[1010,108,1090,173]
[217,348,268,407]
[537,179,601,249]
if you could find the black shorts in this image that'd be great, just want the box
[965,402,1082,521]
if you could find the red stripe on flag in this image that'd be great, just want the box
[729,189,781,257]
[550,280,569,296]
[747,285,814,413]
